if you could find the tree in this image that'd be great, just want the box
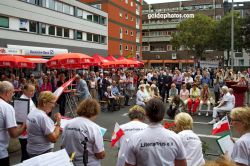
[213,11,244,65]
[171,14,216,60]
[243,15,250,51]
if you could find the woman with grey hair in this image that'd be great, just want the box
[230,107,250,166]
[116,105,148,166]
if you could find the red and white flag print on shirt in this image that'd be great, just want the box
[53,76,76,99]
[111,122,124,147]
[212,116,230,135]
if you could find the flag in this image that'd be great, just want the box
[163,121,175,129]
[111,122,124,147]
[212,116,230,135]
[53,76,76,99]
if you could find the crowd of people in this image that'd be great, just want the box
[0,66,250,166]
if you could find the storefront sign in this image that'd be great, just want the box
[7,45,68,56]
[0,48,24,55]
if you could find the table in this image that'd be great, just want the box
[231,85,248,107]
[225,81,238,88]
[63,89,78,117]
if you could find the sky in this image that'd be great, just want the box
[144,0,250,4]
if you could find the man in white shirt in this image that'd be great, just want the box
[208,86,234,124]
[116,105,148,166]
[0,81,26,165]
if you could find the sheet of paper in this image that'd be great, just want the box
[14,99,29,123]
[217,134,235,158]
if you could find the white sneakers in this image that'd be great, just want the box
[208,119,217,124]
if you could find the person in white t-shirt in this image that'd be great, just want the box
[174,113,205,166]
[228,88,235,108]
[208,86,234,124]
[62,99,105,166]
[125,98,187,166]
[27,91,61,158]
[19,84,36,161]
[116,105,148,166]
[0,81,26,166]
[231,107,250,166]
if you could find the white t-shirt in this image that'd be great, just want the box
[178,130,205,166]
[231,133,250,166]
[0,98,17,159]
[116,121,148,166]
[61,117,104,166]
[136,90,147,106]
[27,108,55,155]
[223,92,234,109]
[125,123,186,166]
[19,94,36,139]
[231,94,235,108]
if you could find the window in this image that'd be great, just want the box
[29,21,37,33]
[48,25,55,35]
[56,1,63,12]
[76,31,82,40]
[131,31,133,36]
[239,59,244,66]
[57,27,62,36]
[120,44,122,51]
[19,19,28,31]
[63,4,70,14]
[131,17,134,21]
[125,0,128,4]
[48,0,55,9]
[131,46,133,51]
[87,33,92,41]
[125,45,128,50]
[64,28,69,38]
[100,36,106,44]
[41,23,46,34]
[93,15,99,23]
[216,15,221,20]
[0,16,9,28]
[100,17,106,25]
[28,0,36,4]
[131,1,133,6]
[119,12,123,17]
[167,45,172,51]
[87,15,93,21]
[93,34,99,42]
[77,9,83,18]
[125,30,128,35]
[125,14,128,19]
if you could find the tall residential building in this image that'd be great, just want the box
[0,0,108,58]
[80,0,143,59]
[142,0,224,68]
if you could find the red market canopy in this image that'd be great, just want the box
[0,55,34,68]
[26,58,48,64]
[105,55,118,61]
[47,53,94,69]
[92,54,116,68]
[128,57,144,67]
[115,57,139,68]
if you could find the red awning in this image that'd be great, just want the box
[26,58,48,64]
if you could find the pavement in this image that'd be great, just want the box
[9,98,239,166]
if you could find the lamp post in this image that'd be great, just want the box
[231,0,234,69]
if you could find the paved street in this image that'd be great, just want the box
[9,101,239,166]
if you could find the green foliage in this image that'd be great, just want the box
[243,16,250,50]
[171,14,216,59]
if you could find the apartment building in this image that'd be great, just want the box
[80,0,143,60]
[142,0,224,68]
[0,0,108,58]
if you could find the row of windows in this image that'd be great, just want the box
[142,45,173,52]
[0,16,107,44]
[120,28,134,36]
[20,0,107,26]
[120,0,134,7]
[142,31,174,37]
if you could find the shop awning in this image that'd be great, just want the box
[26,58,48,64]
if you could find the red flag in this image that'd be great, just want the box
[53,76,76,100]
[212,116,230,135]
[163,121,175,129]
[111,122,124,147]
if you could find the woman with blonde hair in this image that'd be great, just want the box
[198,84,211,116]
[175,112,205,166]
[62,99,105,166]
[230,107,250,166]
[150,84,161,99]
[27,91,61,158]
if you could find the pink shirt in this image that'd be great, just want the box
[180,89,189,101]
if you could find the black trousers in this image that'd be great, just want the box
[19,138,29,162]
[0,157,9,166]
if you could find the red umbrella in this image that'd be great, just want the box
[47,53,94,69]
[0,55,34,68]
[114,57,139,68]
[93,54,118,68]
[128,57,144,67]
[106,55,118,61]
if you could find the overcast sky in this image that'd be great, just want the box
[144,0,250,4]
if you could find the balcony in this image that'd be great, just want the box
[142,23,178,30]
[136,37,140,43]
[136,10,140,15]
[136,24,140,29]
[142,36,172,42]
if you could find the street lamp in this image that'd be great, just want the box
[231,0,234,69]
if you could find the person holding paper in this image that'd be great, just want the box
[174,112,205,166]
[19,84,36,161]
[125,98,187,166]
[62,99,105,166]
[75,74,91,101]
[116,105,148,166]
[230,107,250,166]
[26,91,61,158]
[0,81,26,166]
